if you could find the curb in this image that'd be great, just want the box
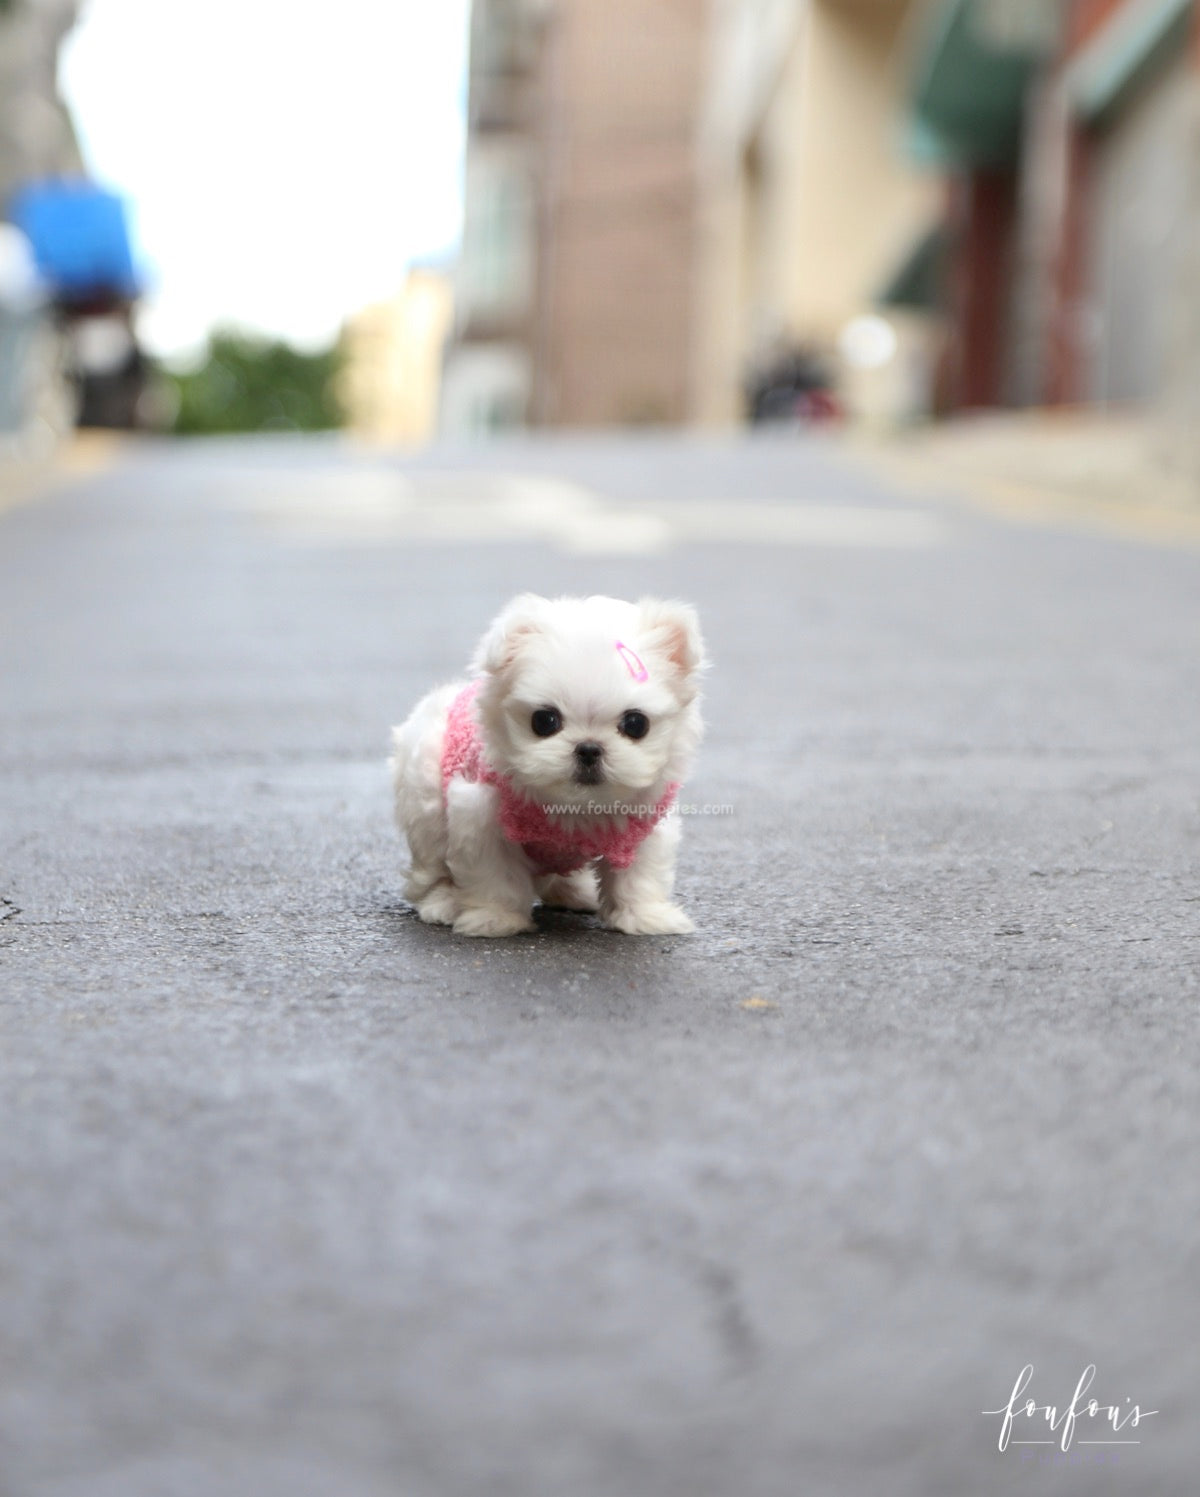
[850,425,1200,552]
[0,432,127,517]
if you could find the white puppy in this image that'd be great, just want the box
[390,593,705,937]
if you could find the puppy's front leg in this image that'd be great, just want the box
[445,779,537,937]
[598,814,694,935]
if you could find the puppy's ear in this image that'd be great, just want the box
[472,593,551,676]
[637,598,706,685]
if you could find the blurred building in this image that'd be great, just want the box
[440,0,543,434]
[447,0,1200,436]
[530,0,708,425]
[443,0,709,432]
[447,0,944,431]
[695,0,942,425]
[0,0,83,447]
[339,268,454,445]
[907,0,1200,429]
[0,0,82,201]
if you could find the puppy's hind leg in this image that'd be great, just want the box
[536,867,600,913]
[391,695,456,921]
[402,838,456,924]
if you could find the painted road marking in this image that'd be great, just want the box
[221,469,948,555]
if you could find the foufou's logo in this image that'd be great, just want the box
[982,1364,1157,1453]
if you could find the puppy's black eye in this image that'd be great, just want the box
[618,710,650,740]
[531,707,563,738]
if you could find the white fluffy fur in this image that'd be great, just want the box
[390,594,705,937]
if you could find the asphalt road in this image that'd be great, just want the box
[1,432,1197,1496]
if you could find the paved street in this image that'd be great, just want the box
[1,432,1197,1496]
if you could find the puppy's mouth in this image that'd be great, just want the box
[572,763,606,787]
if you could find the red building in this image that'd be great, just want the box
[902,0,1200,415]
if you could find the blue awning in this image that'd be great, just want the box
[7,179,142,300]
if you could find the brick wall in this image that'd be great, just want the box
[531,0,707,427]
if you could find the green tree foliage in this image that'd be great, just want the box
[169,330,343,435]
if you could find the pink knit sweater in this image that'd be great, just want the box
[441,682,677,876]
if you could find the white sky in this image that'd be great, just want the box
[59,0,470,361]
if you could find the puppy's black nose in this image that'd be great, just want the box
[574,741,603,766]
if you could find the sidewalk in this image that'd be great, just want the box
[858,407,1200,549]
[0,431,127,516]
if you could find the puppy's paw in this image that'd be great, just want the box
[453,905,536,938]
[537,869,600,913]
[416,881,459,926]
[604,902,695,936]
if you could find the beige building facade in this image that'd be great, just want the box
[339,269,454,446]
[694,0,942,424]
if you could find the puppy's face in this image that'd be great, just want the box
[472,594,705,811]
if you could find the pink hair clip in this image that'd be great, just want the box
[615,640,649,682]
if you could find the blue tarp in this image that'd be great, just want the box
[8,180,141,299]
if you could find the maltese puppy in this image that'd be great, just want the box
[390,593,705,937]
